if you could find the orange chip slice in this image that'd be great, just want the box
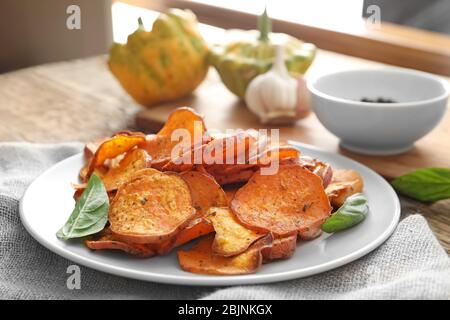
[88,132,146,175]
[173,218,214,248]
[249,145,300,166]
[109,171,196,244]
[325,169,364,207]
[139,107,206,169]
[101,148,152,191]
[212,169,257,185]
[177,234,272,275]
[262,234,297,262]
[157,107,206,137]
[231,165,332,237]
[85,228,156,258]
[180,171,227,216]
[206,207,266,257]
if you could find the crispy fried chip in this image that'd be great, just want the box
[163,130,257,173]
[139,134,180,169]
[206,163,257,176]
[298,227,323,240]
[79,166,89,182]
[249,145,300,166]
[203,130,257,165]
[155,218,214,255]
[109,171,196,244]
[156,169,226,254]
[177,234,272,275]
[203,144,299,186]
[173,218,214,248]
[212,169,257,185]
[139,108,206,169]
[298,156,333,188]
[180,171,227,216]
[207,207,266,257]
[231,165,332,237]
[224,187,239,205]
[157,107,206,137]
[81,166,108,182]
[162,143,207,172]
[262,234,297,262]
[84,137,107,160]
[325,169,364,207]
[85,228,156,258]
[101,148,152,191]
[88,132,146,175]
[80,138,108,182]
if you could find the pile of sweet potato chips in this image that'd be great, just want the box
[79,107,364,275]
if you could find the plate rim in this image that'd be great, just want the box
[19,141,401,286]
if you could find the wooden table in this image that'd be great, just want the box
[0,50,449,252]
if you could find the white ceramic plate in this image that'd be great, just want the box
[20,141,400,286]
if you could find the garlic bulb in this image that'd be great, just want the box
[245,45,298,124]
[296,76,312,119]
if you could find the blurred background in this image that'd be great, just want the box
[0,0,449,74]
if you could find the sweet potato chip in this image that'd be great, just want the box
[138,134,177,169]
[298,156,333,188]
[173,218,214,248]
[79,138,108,182]
[85,228,156,258]
[162,143,207,172]
[156,170,228,253]
[178,234,272,275]
[139,108,206,169]
[224,187,239,205]
[207,207,266,257]
[84,137,108,160]
[206,163,257,176]
[180,171,227,216]
[326,169,364,207]
[231,165,332,237]
[213,169,257,186]
[203,130,257,166]
[88,132,146,175]
[81,166,108,183]
[101,148,152,191]
[298,227,323,240]
[157,107,206,137]
[249,145,300,166]
[109,171,196,244]
[128,167,161,180]
[153,236,177,255]
[79,166,89,182]
[153,218,214,255]
[262,234,297,262]
[163,130,257,173]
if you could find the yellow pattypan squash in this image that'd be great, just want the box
[109,9,209,107]
[209,9,315,99]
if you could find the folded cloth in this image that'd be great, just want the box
[0,143,449,300]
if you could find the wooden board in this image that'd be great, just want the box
[136,66,450,180]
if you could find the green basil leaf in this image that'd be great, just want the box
[321,193,368,233]
[57,174,109,240]
[391,168,450,202]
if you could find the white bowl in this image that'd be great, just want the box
[307,68,449,155]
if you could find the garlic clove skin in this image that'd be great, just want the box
[296,76,312,119]
[245,45,299,125]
